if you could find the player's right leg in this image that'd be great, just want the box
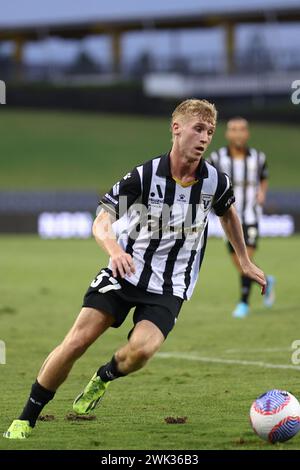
[3,307,114,439]
[37,307,114,390]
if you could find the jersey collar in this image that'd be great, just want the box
[156,152,208,179]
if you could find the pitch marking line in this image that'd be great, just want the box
[156,352,300,371]
[225,347,292,354]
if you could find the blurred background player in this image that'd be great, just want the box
[208,117,275,318]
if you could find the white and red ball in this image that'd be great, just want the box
[250,390,300,443]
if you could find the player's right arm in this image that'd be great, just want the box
[93,167,142,278]
[92,209,135,278]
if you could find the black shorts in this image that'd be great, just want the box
[227,223,259,253]
[82,268,184,339]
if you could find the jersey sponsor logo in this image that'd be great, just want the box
[149,188,164,206]
[123,172,132,180]
[149,197,163,206]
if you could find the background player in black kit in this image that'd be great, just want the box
[4,100,266,439]
[208,117,275,318]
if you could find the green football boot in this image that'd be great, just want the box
[73,373,110,415]
[3,419,32,439]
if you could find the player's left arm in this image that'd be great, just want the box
[213,171,266,292]
[220,205,266,292]
[257,179,268,206]
[257,152,268,206]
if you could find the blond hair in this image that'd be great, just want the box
[171,99,217,128]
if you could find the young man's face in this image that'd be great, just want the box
[172,115,215,162]
[226,119,250,149]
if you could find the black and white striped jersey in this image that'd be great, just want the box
[99,153,234,300]
[207,147,268,225]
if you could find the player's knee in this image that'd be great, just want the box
[134,347,151,364]
[129,341,158,364]
[62,334,91,359]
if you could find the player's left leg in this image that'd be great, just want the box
[228,223,260,317]
[73,320,164,414]
[231,237,275,314]
[264,275,276,307]
[115,320,165,374]
[231,246,255,318]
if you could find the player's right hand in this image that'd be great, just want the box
[110,250,136,278]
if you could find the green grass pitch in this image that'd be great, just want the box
[0,109,299,191]
[1,235,300,450]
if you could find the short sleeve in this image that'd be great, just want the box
[259,152,268,181]
[98,168,142,220]
[212,172,235,217]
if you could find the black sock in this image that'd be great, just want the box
[19,380,55,428]
[97,355,126,382]
[240,275,252,304]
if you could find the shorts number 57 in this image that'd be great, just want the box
[90,270,121,294]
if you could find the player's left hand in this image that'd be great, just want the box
[240,259,267,295]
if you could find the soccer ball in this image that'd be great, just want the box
[250,390,300,443]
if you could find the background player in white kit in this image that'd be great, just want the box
[208,117,275,318]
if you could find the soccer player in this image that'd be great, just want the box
[4,100,266,439]
[207,117,275,318]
